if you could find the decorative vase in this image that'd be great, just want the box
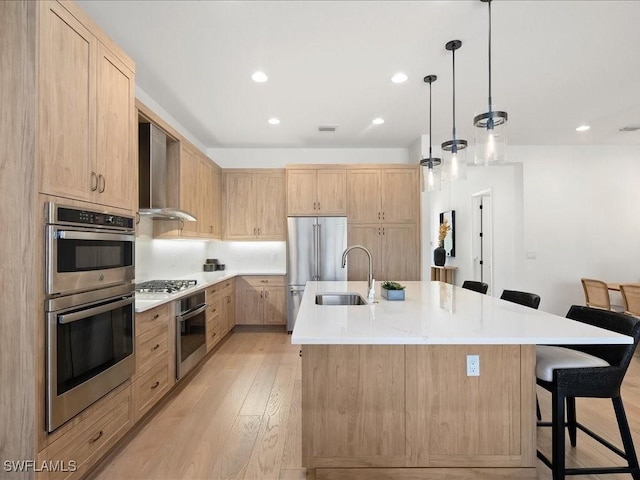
[434,245,446,267]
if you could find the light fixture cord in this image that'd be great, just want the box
[487,0,493,109]
[452,46,457,147]
[428,81,433,165]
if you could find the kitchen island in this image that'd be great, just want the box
[291,281,632,480]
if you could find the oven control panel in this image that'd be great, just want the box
[49,204,135,230]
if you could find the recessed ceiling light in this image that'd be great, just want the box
[391,73,408,84]
[252,71,268,83]
[576,125,590,132]
[268,118,280,125]
[372,118,385,125]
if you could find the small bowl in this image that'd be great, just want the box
[203,264,216,272]
[216,264,226,271]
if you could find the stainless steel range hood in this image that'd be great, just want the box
[138,123,196,221]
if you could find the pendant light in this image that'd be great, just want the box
[420,75,441,192]
[441,40,467,181]
[474,0,508,165]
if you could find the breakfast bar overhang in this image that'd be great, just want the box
[291,281,633,480]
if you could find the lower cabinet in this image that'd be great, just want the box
[237,276,286,325]
[132,304,172,423]
[36,383,132,480]
[206,278,235,351]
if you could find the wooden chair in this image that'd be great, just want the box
[621,284,640,316]
[581,278,612,309]
[461,280,488,294]
[536,306,640,480]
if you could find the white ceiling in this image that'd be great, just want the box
[77,0,640,149]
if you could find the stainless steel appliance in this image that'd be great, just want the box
[175,290,207,380]
[46,203,135,296]
[136,279,197,293]
[46,284,135,432]
[286,216,347,332]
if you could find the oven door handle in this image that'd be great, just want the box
[56,230,134,242]
[177,303,207,323]
[58,297,134,325]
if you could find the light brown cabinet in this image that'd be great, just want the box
[133,304,173,423]
[347,168,419,224]
[348,223,419,281]
[38,1,135,212]
[224,170,286,240]
[287,168,346,215]
[152,143,222,240]
[236,276,286,325]
[206,279,235,350]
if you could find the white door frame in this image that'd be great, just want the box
[471,188,493,295]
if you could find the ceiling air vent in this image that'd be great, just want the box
[619,125,640,132]
[318,125,338,132]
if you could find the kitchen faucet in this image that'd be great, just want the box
[341,245,375,300]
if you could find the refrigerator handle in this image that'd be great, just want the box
[317,224,321,280]
[312,223,318,280]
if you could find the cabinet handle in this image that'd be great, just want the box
[152,344,160,351]
[383,227,385,235]
[378,211,381,220]
[378,227,381,235]
[136,212,141,225]
[150,381,160,390]
[98,174,105,193]
[88,430,104,444]
[153,313,160,320]
[253,227,256,235]
[227,297,231,304]
[212,332,217,338]
[261,280,268,283]
[382,212,385,220]
[313,201,317,210]
[209,226,213,233]
[318,201,321,210]
[90,172,98,192]
[179,220,184,230]
[265,290,269,298]
[260,291,263,299]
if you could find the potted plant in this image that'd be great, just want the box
[434,220,450,266]
[381,281,406,301]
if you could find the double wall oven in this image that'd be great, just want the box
[45,203,136,432]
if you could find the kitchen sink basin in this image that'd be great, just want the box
[315,293,368,306]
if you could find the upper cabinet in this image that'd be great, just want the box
[287,168,346,216]
[224,170,286,240]
[347,167,419,224]
[38,1,135,212]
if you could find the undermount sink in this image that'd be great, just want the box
[315,293,368,306]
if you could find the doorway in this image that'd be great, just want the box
[471,189,493,295]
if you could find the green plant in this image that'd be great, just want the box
[382,281,405,290]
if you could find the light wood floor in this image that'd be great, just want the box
[90,332,640,480]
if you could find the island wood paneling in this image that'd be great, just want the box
[302,345,406,467]
[0,1,38,474]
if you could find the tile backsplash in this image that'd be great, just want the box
[135,218,286,282]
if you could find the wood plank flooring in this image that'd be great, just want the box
[89,333,640,480]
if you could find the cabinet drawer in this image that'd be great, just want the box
[220,279,234,292]
[136,323,169,377]
[134,361,170,423]
[136,304,170,335]
[206,316,222,351]
[207,298,222,320]
[244,276,285,287]
[40,386,131,480]
[207,284,221,298]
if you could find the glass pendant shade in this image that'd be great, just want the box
[421,74,441,192]
[441,39,468,181]
[474,0,508,165]
[442,141,467,181]
[474,111,507,165]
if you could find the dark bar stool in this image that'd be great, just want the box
[461,280,488,294]
[536,305,640,480]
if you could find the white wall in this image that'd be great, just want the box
[427,145,640,316]
[207,147,409,168]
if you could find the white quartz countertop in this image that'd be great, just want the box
[134,270,286,313]
[290,281,634,345]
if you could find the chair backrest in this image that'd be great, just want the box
[565,305,640,373]
[620,284,640,316]
[581,278,611,309]
[462,281,489,294]
[500,290,541,309]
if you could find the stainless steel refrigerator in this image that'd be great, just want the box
[287,216,347,332]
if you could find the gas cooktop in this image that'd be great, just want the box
[135,279,197,294]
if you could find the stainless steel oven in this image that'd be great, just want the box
[176,290,207,380]
[46,284,135,432]
[46,203,135,296]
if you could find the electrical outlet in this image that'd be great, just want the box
[467,354,480,376]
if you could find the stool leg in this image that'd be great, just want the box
[612,396,640,480]
[552,390,566,480]
[566,396,577,447]
[536,394,542,421]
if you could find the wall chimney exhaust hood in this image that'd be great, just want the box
[138,123,196,221]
